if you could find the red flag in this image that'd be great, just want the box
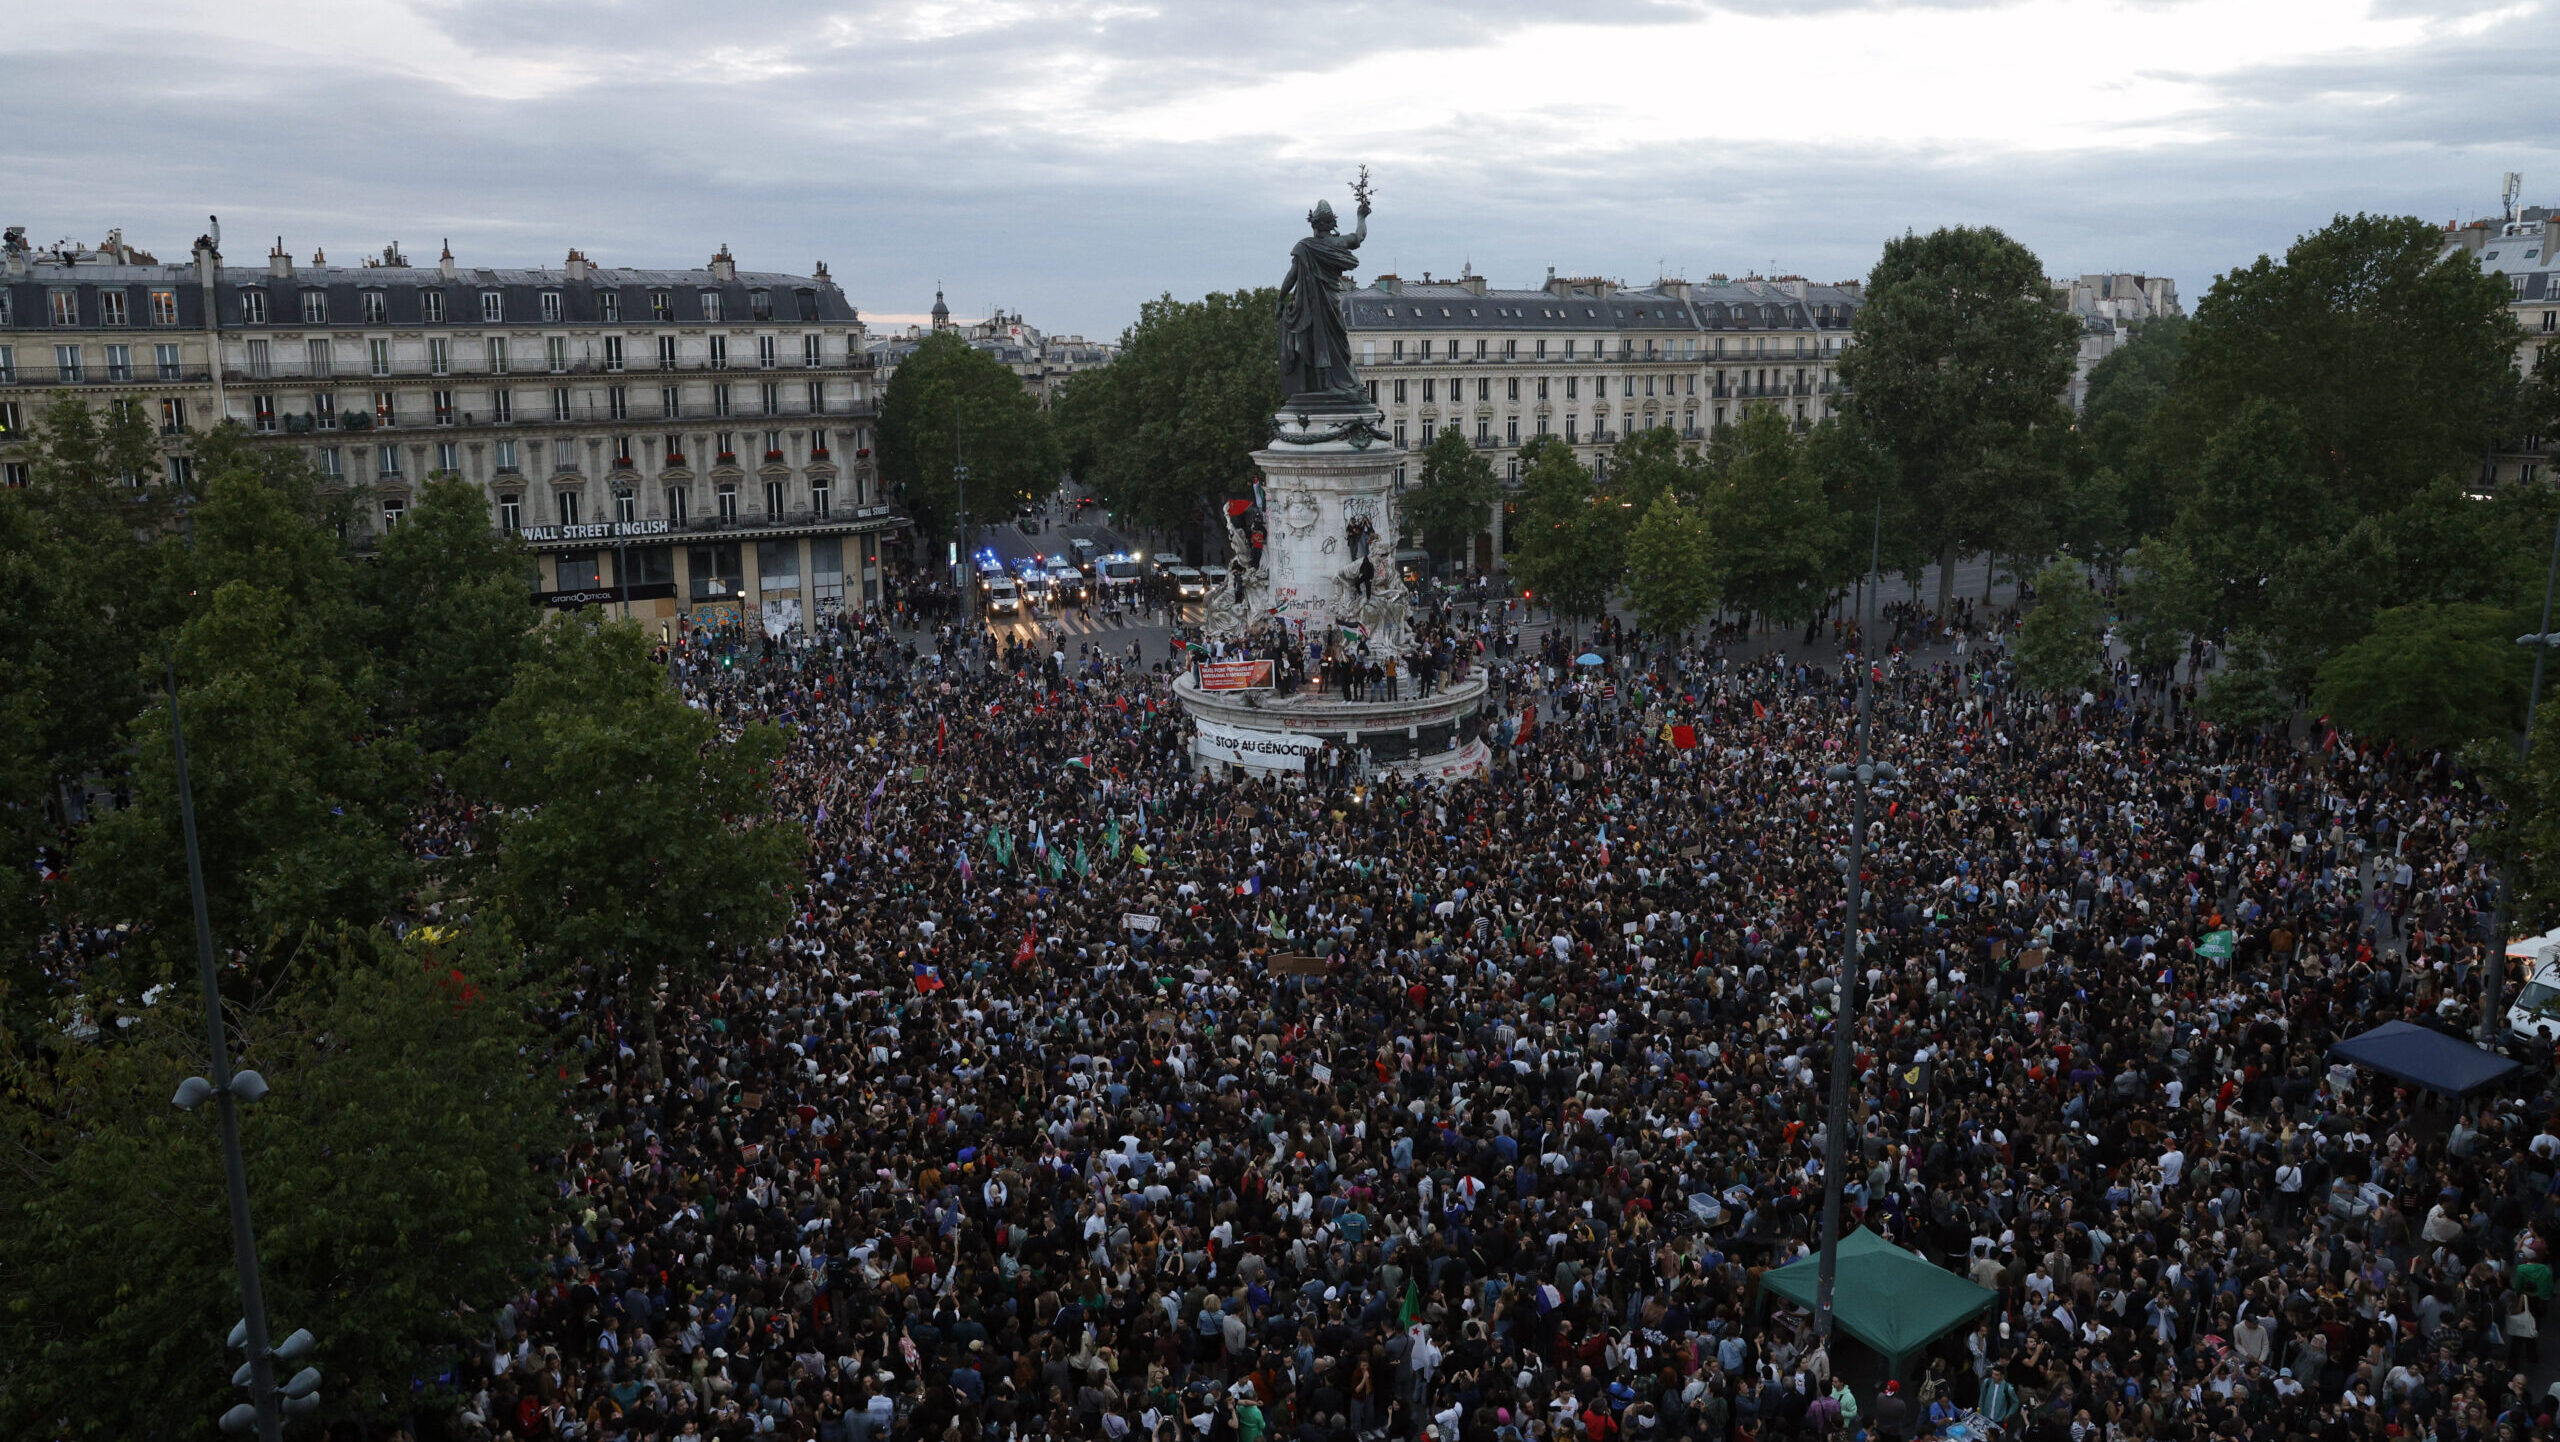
[1751,699,1767,719]
[938,717,947,755]
[1014,924,1037,967]
[1671,724,1698,750]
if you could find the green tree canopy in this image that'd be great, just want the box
[877,331,1061,548]
[2311,602,2531,750]
[1702,408,1840,627]
[1053,288,1282,543]
[1507,437,1617,626]
[2079,315,2186,542]
[2013,561,2106,696]
[1839,225,2080,606]
[465,620,803,1001]
[0,928,567,1438]
[1623,493,1718,639]
[2172,212,2523,515]
[359,475,538,756]
[1403,426,1501,571]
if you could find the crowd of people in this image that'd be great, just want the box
[440,596,2560,1442]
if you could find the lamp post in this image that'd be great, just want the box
[2482,510,2560,1046]
[166,655,320,1437]
[161,489,320,1438]
[951,395,972,628]
[1813,508,1891,1347]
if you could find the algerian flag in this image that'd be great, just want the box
[1398,1278,1420,1327]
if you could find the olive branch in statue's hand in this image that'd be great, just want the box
[1351,165,1373,219]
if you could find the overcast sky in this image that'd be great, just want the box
[4,0,2551,338]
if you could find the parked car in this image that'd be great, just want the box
[1164,564,1207,599]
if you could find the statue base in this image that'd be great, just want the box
[1176,671,1491,782]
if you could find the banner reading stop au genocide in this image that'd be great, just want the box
[1196,659,1275,691]
[1194,717,1325,771]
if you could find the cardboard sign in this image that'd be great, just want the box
[1311,1063,1333,1086]
[1124,912,1162,932]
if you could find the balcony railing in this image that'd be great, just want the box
[221,354,876,384]
[1,364,217,387]
[252,397,878,433]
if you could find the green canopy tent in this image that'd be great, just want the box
[1757,1228,1997,1376]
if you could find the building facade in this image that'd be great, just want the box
[1341,268,1863,569]
[865,290,1117,406]
[2050,272,2182,413]
[0,225,902,633]
[2441,201,2558,488]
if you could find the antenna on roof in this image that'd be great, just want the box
[2504,172,2525,224]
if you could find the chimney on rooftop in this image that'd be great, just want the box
[439,238,457,280]
[710,243,736,282]
[269,237,292,278]
[566,247,591,282]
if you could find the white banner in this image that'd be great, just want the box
[1194,717,1325,772]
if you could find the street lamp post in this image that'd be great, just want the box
[166,656,321,1437]
[952,396,972,628]
[1812,508,1891,1347]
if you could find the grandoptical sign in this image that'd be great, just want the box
[515,518,673,544]
[1193,717,1325,771]
[1196,659,1275,692]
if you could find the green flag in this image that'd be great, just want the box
[1397,1278,1419,1326]
[2197,929,2237,961]
[1105,818,1123,858]
[1075,838,1090,878]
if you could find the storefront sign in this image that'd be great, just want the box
[535,582,676,609]
[517,519,671,544]
[1193,718,1325,772]
[1197,659,1275,692]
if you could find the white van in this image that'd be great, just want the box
[2507,926,2560,1047]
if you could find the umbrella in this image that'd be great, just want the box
[1576,653,1606,666]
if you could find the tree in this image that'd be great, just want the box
[1623,493,1717,639]
[0,927,568,1438]
[1838,225,2080,609]
[2195,633,2292,734]
[69,453,404,999]
[1403,426,1501,572]
[877,332,1061,549]
[1053,289,1282,546]
[1506,438,1617,627]
[2079,315,2186,542]
[466,620,802,1011]
[360,475,538,756]
[2172,213,2522,516]
[1702,408,1840,628]
[2013,561,2106,696]
[2311,603,2530,750]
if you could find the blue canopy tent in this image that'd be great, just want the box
[2327,1020,2521,1099]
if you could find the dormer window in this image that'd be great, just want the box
[481,290,504,322]
[540,291,563,322]
[700,291,724,323]
[240,289,268,324]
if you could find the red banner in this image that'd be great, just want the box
[1197,659,1275,692]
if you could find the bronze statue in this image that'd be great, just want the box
[1277,170,1372,410]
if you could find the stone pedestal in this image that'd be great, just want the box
[1177,405,1489,782]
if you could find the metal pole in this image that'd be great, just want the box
[1813,506,1883,1344]
[170,656,284,1442]
[2481,509,2560,1045]
[952,395,971,628]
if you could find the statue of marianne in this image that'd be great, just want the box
[1276,185,1371,411]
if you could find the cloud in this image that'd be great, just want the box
[0,0,2552,338]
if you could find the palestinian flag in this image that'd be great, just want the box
[1065,755,1094,770]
